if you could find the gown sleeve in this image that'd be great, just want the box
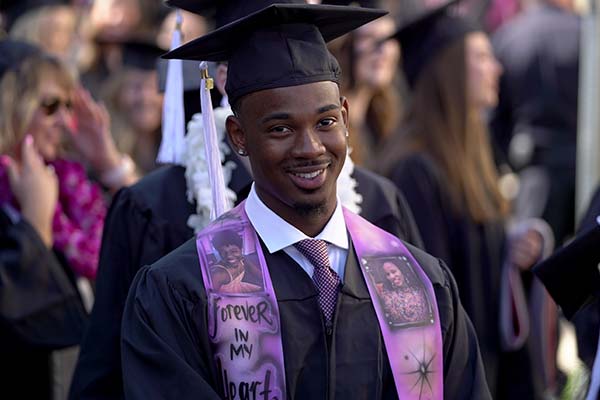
[121,263,220,400]
[0,206,87,351]
[69,166,202,399]
[403,243,491,399]
[69,188,171,399]
[437,259,492,399]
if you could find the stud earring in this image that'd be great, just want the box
[238,149,247,156]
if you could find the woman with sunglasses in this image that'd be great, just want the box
[0,46,137,281]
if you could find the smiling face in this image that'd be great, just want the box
[26,75,73,161]
[118,69,163,135]
[218,243,244,269]
[465,31,503,110]
[227,81,348,233]
[383,261,405,289]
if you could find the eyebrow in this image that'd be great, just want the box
[259,104,340,125]
[260,113,290,124]
[317,104,340,114]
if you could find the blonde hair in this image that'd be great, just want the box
[379,38,508,223]
[0,52,75,154]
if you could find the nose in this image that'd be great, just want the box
[291,128,326,158]
[55,105,74,131]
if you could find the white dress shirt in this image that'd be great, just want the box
[244,184,349,281]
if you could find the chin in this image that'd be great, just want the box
[39,148,58,161]
[292,200,328,217]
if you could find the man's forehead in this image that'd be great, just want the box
[242,81,341,112]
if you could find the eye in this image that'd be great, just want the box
[268,125,292,135]
[318,118,336,129]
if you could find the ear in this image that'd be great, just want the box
[215,63,228,97]
[226,115,246,154]
[340,96,349,133]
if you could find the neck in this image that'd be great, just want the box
[254,188,337,238]
[291,208,335,237]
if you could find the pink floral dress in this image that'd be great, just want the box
[382,287,429,324]
[0,158,106,279]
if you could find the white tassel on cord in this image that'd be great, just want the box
[199,61,231,220]
[156,9,186,164]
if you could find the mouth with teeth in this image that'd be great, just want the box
[287,164,329,191]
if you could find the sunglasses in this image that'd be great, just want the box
[39,97,73,116]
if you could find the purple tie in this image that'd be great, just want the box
[294,239,340,325]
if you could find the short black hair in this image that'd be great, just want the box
[211,229,243,250]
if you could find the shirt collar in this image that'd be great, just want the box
[244,183,349,254]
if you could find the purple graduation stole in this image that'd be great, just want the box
[196,202,443,400]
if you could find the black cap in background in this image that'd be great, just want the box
[163,3,386,105]
[0,39,41,80]
[533,221,600,320]
[321,0,383,8]
[1,0,70,30]
[392,0,479,88]
[121,41,165,71]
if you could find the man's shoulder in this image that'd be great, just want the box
[114,165,194,229]
[404,242,449,289]
[128,165,187,202]
[142,237,206,300]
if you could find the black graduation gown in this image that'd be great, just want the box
[0,206,88,399]
[69,164,422,399]
[121,236,490,399]
[386,153,542,399]
[571,187,600,369]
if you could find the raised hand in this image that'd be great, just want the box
[68,86,121,174]
[4,135,58,247]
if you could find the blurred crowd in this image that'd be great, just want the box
[0,0,589,399]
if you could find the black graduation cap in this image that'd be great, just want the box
[158,0,300,94]
[163,3,386,105]
[391,0,479,88]
[121,41,165,71]
[533,221,600,320]
[321,0,382,8]
[166,0,306,29]
[0,39,41,80]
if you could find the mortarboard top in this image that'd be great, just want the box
[391,0,479,88]
[0,39,41,80]
[159,0,301,93]
[321,0,382,8]
[121,41,165,71]
[533,220,600,320]
[163,3,386,105]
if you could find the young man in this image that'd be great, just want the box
[69,2,422,398]
[121,2,490,399]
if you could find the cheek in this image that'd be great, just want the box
[328,134,348,157]
[467,63,485,96]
